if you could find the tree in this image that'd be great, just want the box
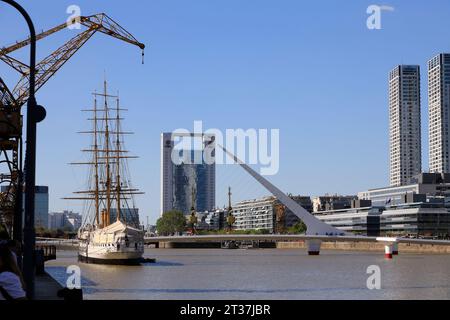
[287,221,307,234]
[157,210,186,236]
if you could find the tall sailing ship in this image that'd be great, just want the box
[67,80,144,265]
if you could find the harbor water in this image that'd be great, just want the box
[46,249,450,300]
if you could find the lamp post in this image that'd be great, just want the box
[1,0,46,299]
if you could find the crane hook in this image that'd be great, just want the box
[141,49,145,65]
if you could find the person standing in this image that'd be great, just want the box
[0,245,26,300]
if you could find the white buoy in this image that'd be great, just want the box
[385,244,393,259]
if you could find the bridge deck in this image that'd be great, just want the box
[145,235,450,246]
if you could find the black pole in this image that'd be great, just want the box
[13,166,23,268]
[1,0,38,299]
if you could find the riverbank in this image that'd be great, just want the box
[158,240,450,254]
[276,241,450,254]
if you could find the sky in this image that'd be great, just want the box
[1,0,450,224]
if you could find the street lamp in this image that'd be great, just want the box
[1,0,46,299]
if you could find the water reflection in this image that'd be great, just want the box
[45,249,450,300]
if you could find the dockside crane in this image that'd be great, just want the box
[0,13,145,235]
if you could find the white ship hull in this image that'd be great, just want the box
[78,243,144,265]
[78,221,144,265]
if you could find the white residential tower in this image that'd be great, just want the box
[428,53,450,174]
[389,65,422,186]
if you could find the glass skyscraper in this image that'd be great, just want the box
[1,185,49,229]
[161,133,215,215]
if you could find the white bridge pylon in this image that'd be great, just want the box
[218,145,347,237]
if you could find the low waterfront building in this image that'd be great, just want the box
[315,206,382,236]
[233,197,275,232]
[232,195,313,233]
[145,225,157,237]
[48,212,65,230]
[48,210,82,231]
[381,203,450,237]
[358,173,450,207]
[202,209,227,230]
[272,196,313,233]
[64,211,82,230]
[315,197,450,238]
[185,209,229,231]
[312,195,357,212]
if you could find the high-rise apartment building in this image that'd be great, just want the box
[161,132,215,216]
[428,53,450,174]
[389,65,422,186]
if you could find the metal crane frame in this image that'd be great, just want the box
[0,12,144,235]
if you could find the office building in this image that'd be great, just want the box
[359,173,450,207]
[2,185,49,229]
[34,186,49,229]
[315,197,450,238]
[315,206,382,236]
[161,132,215,215]
[389,65,422,186]
[428,54,450,173]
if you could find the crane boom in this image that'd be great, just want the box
[12,29,97,105]
[0,12,145,235]
[0,77,16,107]
[80,14,145,50]
[0,54,29,75]
[0,21,69,56]
[0,13,145,55]
[0,13,145,108]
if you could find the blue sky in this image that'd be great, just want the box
[1,0,450,224]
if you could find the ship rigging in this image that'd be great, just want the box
[65,80,145,265]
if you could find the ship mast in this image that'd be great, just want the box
[115,95,121,222]
[93,94,100,226]
[104,80,112,226]
[65,81,145,229]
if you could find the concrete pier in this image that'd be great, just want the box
[392,242,399,255]
[35,272,63,300]
[306,239,322,256]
